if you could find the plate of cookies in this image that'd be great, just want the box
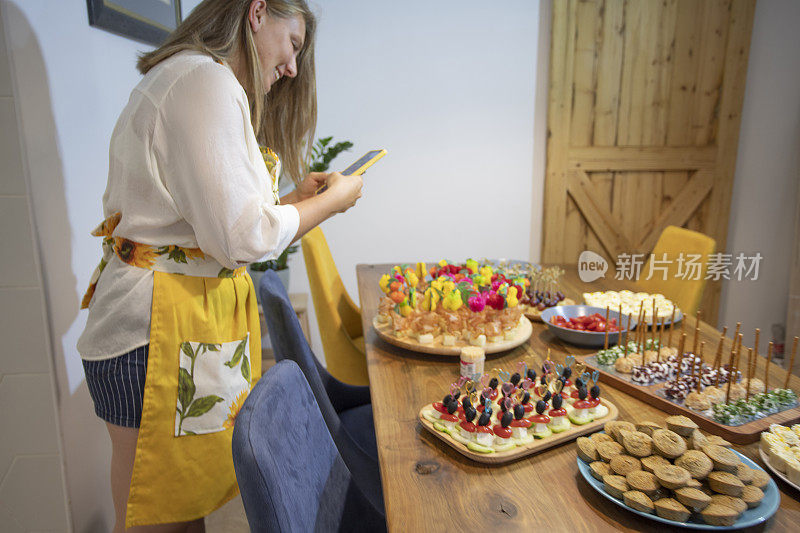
[576,416,779,529]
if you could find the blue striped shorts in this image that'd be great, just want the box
[82,345,148,428]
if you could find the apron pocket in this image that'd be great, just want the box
[174,333,252,437]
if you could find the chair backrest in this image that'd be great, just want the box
[301,227,368,385]
[233,360,385,533]
[636,225,716,316]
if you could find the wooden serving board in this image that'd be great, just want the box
[576,354,800,444]
[418,399,618,464]
[523,298,576,322]
[372,315,532,356]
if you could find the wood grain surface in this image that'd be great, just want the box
[358,263,800,532]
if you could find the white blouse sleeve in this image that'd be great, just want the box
[152,61,299,270]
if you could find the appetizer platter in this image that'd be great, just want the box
[523,266,575,321]
[578,321,800,444]
[374,260,533,355]
[419,356,618,463]
[576,416,779,529]
[759,423,800,491]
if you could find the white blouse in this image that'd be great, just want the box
[78,51,299,360]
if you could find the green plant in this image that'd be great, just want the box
[249,136,352,272]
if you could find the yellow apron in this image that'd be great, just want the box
[81,147,281,527]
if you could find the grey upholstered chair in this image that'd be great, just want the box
[232,360,386,532]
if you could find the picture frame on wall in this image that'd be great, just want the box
[86,0,182,46]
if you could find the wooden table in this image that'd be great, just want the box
[356,263,800,532]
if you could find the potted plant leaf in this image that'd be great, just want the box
[249,136,353,299]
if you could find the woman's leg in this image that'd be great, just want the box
[106,423,205,533]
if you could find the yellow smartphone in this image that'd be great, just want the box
[316,149,386,193]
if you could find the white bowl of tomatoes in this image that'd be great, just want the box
[541,305,636,347]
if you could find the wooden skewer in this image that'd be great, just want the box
[693,310,701,355]
[603,306,610,350]
[651,297,657,337]
[679,317,685,347]
[733,322,741,350]
[638,305,645,354]
[713,326,727,388]
[657,316,664,362]
[650,305,658,352]
[678,333,686,362]
[785,336,799,389]
[623,312,631,358]
[734,333,743,371]
[725,341,737,403]
[667,307,676,348]
[765,342,773,393]
[753,328,760,386]
[745,348,754,400]
[696,342,705,392]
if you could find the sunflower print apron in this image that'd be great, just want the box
[81,148,281,527]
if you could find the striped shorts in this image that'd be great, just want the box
[82,345,148,428]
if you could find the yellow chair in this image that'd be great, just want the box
[301,227,369,386]
[636,225,716,316]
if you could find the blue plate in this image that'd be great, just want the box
[577,443,779,529]
[542,305,635,348]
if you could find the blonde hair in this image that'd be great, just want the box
[137,0,317,184]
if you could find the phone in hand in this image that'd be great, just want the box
[316,149,386,193]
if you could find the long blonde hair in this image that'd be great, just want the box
[137,0,317,184]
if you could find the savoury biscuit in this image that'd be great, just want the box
[665,415,699,437]
[706,435,732,447]
[623,431,654,458]
[653,464,691,489]
[749,468,770,489]
[686,478,702,488]
[641,455,671,473]
[590,432,614,445]
[654,498,691,522]
[689,429,709,451]
[603,474,629,499]
[707,471,745,497]
[700,503,739,526]
[577,437,598,463]
[610,455,642,476]
[608,421,637,443]
[674,487,711,511]
[635,421,662,436]
[623,490,655,514]
[709,494,747,515]
[652,429,688,459]
[735,463,754,485]
[674,450,714,479]
[590,461,612,481]
[626,470,660,497]
[741,485,764,509]
[701,445,740,473]
[597,441,625,462]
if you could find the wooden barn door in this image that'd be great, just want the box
[542,0,756,324]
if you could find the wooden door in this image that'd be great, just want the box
[542,0,756,324]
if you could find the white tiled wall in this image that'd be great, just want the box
[0,5,69,531]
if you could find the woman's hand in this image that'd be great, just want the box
[294,172,329,201]
[324,171,363,213]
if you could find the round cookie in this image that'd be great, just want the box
[674,450,714,479]
[701,503,739,526]
[701,445,740,473]
[603,474,629,499]
[666,415,699,437]
[577,437,598,463]
[626,470,660,497]
[635,421,661,436]
[706,435,732,447]
[597,441,624,462]
[606,421,636,443]
[654,498,691,522]
[735,463,754,485]
[709,494,747,515]
[749,468,770,489]
[653,464,691,489]
[707,471,745,497]
[610,455,642,476]
[652,429,688,459]
[591,432,614,445]
[623,490,655,514]
[689,429,709,451]
[641,455,670,473]
[590,461,612,481]
[674,486,711,511]
[741,485,764,509]
[623,431,654,458]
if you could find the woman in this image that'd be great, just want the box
[77,1,361,530]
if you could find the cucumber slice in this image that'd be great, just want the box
[452,433,471,446]
[422,410,439,424]
[433,422,448,433]
[494,442,516,452]
[467,441,494,454]
[533,428,553,439]
[549,423,571,433]
[568,413,593,425]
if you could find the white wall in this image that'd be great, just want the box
[718,0,800,355]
